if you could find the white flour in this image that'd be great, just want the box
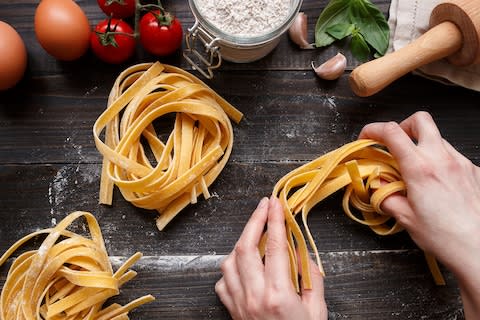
[195,0,291,37]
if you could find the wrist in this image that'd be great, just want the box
[438,218,480,279]
[458,280,480,319]
[445,243,480,319]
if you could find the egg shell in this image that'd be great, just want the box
[0,21,27,90]
[34,0,90,61]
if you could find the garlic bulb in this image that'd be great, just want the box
[311,53,347,80]
[288,12,314,49]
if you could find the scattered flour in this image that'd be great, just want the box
[108,255,224,271]
[324,95,342,134]
[195,0,291,36]
[47,165,99,215]
[50,166,70,208]
[285,128,297,139]
[83,86,98,97]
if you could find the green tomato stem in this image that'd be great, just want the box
[134,0,141,38]
[106,31,135,38]
[141,3,164,11]
[133,0,171,37]
[138,2,171,26]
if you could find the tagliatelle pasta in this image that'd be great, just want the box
[0,211,154,320]
[93,62,242,231]
[262,139,445,291]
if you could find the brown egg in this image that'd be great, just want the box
[0,21,27,90]
[34,0,90,61]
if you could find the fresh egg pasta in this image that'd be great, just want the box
[262,139,444,291]
[0,211,153,319]
[93,62,242,230]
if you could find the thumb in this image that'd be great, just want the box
[380,192,415,228]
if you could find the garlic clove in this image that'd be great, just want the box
[311,53,347,80]
[288,12,315,49]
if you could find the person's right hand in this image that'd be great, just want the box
[359,111,480,318]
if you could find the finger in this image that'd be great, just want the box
[235,197,269,291]
[359,121,418,166]
[215,278,241,319]
[301,258,328,319]
[264,196,292,290]
[237,197,269,250]
[380,192,415,228]
[399,111,443,148]
[220,254,243,300]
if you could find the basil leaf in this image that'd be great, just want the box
[326,23,355,40]
[348,0,389,56]
[350,32,370,62]
[315,0,390,60]
[315,0,351,47]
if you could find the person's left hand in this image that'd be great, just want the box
[215,196,328,320]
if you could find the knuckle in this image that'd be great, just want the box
[264,293,288,315]
[220,255,234,273]
[214,280,225,295]
[414,111,433,122]
[234,242,251,257]
[265,237,288,256]
[447,155,472,173]
[245,297,261,317]
[419,161,436,178]
[382,121,401,137]
[406,158,434,179]
[394,212,412,228]
[446,158,463,173]
[407,161,439,185]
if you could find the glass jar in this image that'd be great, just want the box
[183,0,303,79]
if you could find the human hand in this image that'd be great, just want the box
[359,111,480,318]
[359,111,480,274]
[215,197,327,320]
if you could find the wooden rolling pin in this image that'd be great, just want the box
[349,0,480,97]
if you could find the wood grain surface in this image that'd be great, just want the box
[0,0,478,319]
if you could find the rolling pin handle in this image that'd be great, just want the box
[349,21,463,97]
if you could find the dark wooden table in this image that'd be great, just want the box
[1,0,477,319]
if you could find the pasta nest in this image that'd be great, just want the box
[0,211,153,320]
[260,140,445,291]
[93,62,243,231]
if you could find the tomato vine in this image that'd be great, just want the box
[92,0,183,63]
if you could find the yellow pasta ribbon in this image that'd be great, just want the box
[263,139,445,291]
[93,62,243,231]
[0,211,154,320]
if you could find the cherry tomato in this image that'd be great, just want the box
[97,0,135,19]
[139,10,183,56]
[90,18,136,64]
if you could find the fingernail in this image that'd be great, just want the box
[269,196,279,207]
[257,197,269,209]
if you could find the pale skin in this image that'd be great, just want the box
[216,111,480,319]
[215,196,328,320]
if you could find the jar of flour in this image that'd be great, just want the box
[184,0,302,78]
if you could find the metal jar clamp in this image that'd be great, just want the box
[183,19,222,79]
